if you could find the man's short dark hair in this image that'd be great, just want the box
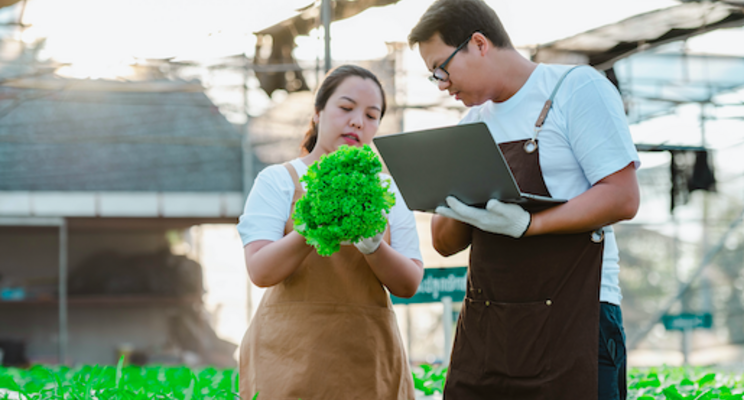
[408,0,513,50]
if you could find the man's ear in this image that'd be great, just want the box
[472,32,490,56]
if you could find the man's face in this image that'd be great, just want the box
[418,34,486,107]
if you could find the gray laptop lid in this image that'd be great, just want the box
[373,122,566,212]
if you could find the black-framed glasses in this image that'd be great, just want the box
[429,34,473,84]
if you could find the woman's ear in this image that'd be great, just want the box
[312,113,319,125]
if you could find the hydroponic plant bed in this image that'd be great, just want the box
[410,364,744,400]
[1,363,743,399]
[0,359,238,400]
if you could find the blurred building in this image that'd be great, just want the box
[0,64,246,367]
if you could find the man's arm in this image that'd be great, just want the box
[431,214,473,256]
[525,162,639,236]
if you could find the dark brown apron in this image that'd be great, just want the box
[444,67,603,400]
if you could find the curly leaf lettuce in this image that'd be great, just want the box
[293,145,396,256]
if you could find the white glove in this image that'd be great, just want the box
[354,230,385,254]
[435,196,531,238]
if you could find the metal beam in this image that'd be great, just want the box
[0,217,64,226]
[322,0,332,73]
[58,219,68,365]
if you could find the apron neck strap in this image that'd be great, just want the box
[534,66,582,129]
[525,65,582,154]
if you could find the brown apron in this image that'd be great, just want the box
[239,163,414,400]
[444,67,603,400]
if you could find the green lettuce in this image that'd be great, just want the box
[293,144,396,256]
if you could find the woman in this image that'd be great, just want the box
[237,65,423,400]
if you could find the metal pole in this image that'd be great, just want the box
[441,296,453,367]
[699,103,713,314]
[682,327,691,365]
[242,53,254,200]
[242,53,254,324]
[58,218,68,365]
[406,305,413,363]
[321,0,332,73]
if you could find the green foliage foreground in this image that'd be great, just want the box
[627,366,744,400]
[0,358,239,400]
[411,365,744,399]
[2,363,744,399]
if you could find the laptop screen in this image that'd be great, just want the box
[373,122,525,212]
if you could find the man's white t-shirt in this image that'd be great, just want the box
[237,158,423,263]
[460,64,640,306]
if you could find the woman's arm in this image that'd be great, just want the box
[431,214,473,256]
[363,244,424,298]
[243,231,314,287]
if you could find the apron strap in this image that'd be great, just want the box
[283,162,305,203]
[535,65,582,129]
[525,65,583,153]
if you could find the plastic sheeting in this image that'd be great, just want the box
[614,49,744,124]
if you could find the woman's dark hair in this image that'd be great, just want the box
[300,65,386,155]
[408,0,512,50]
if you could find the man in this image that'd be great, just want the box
[408,0,640,399]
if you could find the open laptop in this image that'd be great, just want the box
[372,122,567,213]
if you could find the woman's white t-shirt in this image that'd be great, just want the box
[460,64,640,305]
[237,158,423,263]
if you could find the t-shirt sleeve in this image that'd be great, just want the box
[384,174,423,262]
[562,69,640,185]
[236,165,294,247]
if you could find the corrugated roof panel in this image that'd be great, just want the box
[0,82,244,192]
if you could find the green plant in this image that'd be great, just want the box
[412,364,447,396]
[0,361,239,400]
[628,366,744,400]
[293,144,395,256]
[5,363,744,399]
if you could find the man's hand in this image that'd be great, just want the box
[435,196,531,238]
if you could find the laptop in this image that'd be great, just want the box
[372,122,567,213]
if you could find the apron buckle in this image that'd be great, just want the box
[591,229,605,243]
[523,138,538,153]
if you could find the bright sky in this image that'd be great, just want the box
[8,0,681,69]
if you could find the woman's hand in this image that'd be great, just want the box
[354,230,385,254]
[362,240,424,298]
[243,231,314,288]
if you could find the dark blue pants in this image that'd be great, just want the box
[599,302,627,400]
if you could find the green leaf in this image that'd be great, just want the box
[662,385,684,400]
[116,355,125,389]
[0,376,20,392]
[636,376,662,388]
[693,389,713,400]
[679,378,695,387]
[697,373,716,387]
[183,373,195,400]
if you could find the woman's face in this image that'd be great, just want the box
[313,76,383,154]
